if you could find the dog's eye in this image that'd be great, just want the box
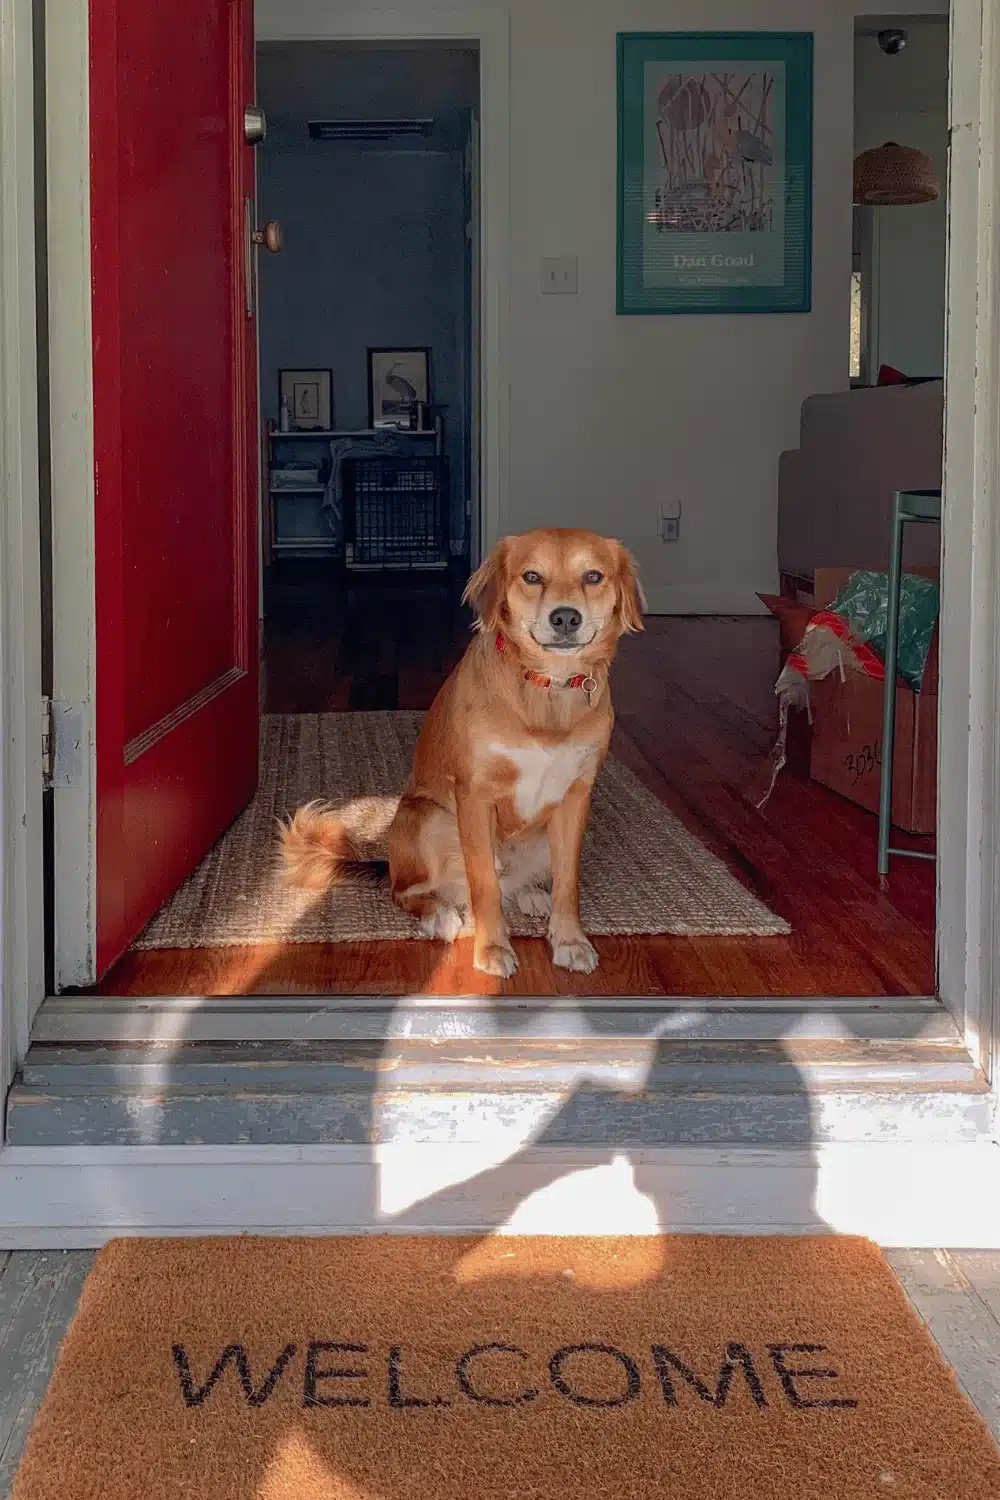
[582,569,604,585]
[522,570,543,585]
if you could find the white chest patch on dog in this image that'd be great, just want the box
[488,740,598,822]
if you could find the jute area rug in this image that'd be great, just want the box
[134,712,788,949]
[12,1236,1000,1499]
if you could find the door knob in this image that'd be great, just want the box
[244,106,267,145]
[252,220,283,253]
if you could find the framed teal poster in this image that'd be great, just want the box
[617,32,813,314]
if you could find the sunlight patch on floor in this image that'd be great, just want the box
[375,1002,661,1222]
[494,1155,662,1240]
[376,1134,536,1220]
[255,1431,374,1500]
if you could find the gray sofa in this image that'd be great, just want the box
[777,380,943,590]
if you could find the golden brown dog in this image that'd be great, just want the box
[281,528,644,975]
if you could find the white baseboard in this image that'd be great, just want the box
[641,583,773,616]
[2,1142,998,1249]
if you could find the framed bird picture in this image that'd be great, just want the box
[278,368,334,430]
[617,32,813,314]
[368,348,432,429]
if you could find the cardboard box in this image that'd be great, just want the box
[808,567,938,835]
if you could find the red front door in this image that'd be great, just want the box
[89,0,259,976]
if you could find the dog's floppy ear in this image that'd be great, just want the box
[462,538,511,632]
[614,543,646,634]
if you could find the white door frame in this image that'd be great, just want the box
[465,112,483,564]
[43,0,98,991]
[2,0,1000,1245]
[938,0,1000,1083]
[0,0,45,1089]
[0,3,998,1080]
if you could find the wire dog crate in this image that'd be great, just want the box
[343,455,449,571]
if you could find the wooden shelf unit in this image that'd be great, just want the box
[262,417,444,564]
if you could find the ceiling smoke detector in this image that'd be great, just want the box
[877,29,907,55]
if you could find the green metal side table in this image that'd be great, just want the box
[877,487,942,876]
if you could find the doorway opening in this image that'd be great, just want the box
[850,19,949,386]
[255,42,479,715]
[39,9,951,1011]
[7,0,1000,1234]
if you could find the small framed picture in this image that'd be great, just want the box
[278,368,333,430]
[368,347,431,428]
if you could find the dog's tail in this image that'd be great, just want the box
[279,801,389,893]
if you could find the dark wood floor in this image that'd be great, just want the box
[94,564,936,998]
[262,561,470,713]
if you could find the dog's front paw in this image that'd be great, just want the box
[549,923,599,974]
[419,903,464,942]
[516,885,552,918]
[474,941,519,977]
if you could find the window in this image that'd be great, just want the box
[850,205,872,384]
[850,269,864,381]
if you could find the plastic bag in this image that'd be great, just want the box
[756,610,882,810]
[830,570,939,691]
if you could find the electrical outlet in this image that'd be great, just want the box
[659,502,682,540]
[541,256,578,294]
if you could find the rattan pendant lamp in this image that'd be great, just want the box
[853,141,940,206]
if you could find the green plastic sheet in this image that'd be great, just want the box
[830,570,939,691]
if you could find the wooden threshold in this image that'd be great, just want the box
[32,992,950,1044]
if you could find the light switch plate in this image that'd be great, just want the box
[541,256,578,294]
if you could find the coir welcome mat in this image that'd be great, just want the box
[12,1236,1000,1500]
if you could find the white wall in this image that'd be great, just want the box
[854,23,949,379]
[256,0,942,614]
[496,0,855,613]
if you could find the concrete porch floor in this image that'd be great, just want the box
[0,1246,998,1491]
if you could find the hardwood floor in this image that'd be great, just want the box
[92,566,936,998]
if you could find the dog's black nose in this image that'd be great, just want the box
[549,606,583,636]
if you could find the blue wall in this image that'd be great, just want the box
[258,125,469,547]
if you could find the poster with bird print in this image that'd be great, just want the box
[617,33,812,314]
[368,348,431,428]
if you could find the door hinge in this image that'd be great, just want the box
[42,697,84,790]
[41,696,52,786]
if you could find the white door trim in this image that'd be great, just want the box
[939,0,1000,1084]
[2,1141,999,1250]
[0,0,45,1086]
[969,0,1000,1093]
[254,0,511,559]
[45,0,98,991]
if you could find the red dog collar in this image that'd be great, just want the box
[495,631,598,698]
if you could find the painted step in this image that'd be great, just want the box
[5,1037,993,1149]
